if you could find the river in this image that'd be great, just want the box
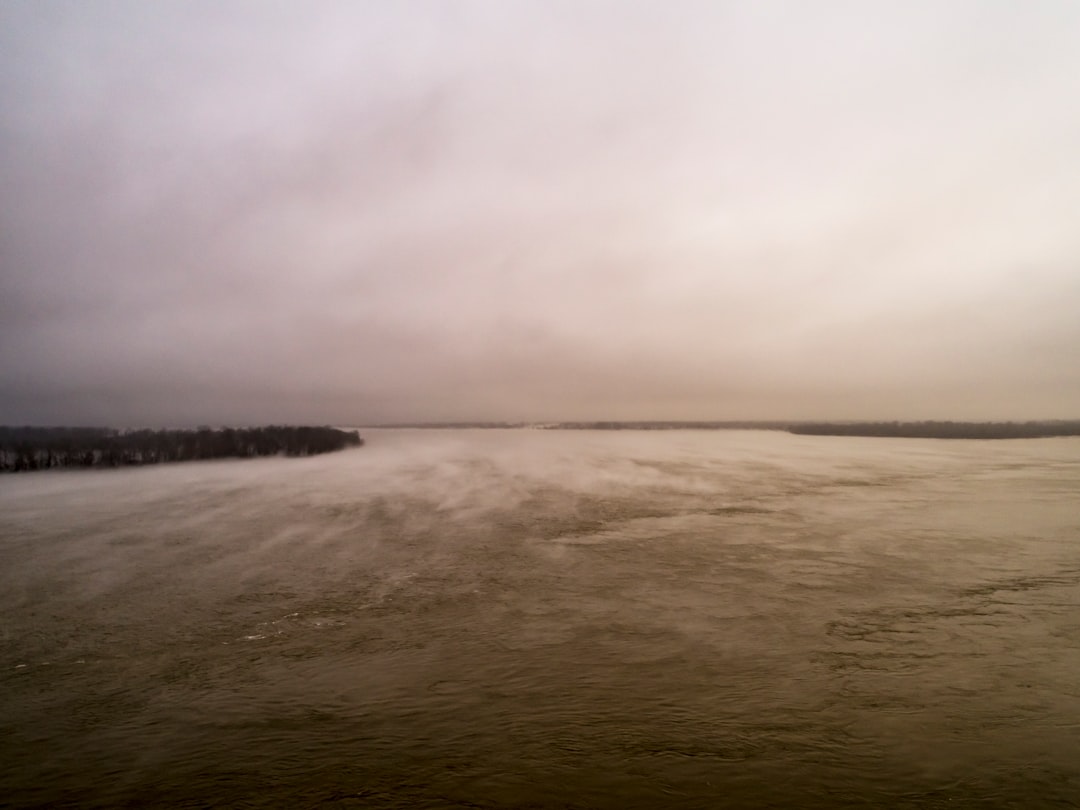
[1,429,1078,808]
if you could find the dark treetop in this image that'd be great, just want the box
[0,426,363,472]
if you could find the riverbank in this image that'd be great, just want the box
[0,425,363,472]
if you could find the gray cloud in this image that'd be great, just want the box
[2,1,1080,425]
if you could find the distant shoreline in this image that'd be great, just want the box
[5,421,1078,473]
[0,426,363,473]
[361,420,1080,439]
[786,421,1080,439]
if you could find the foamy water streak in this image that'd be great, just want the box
[1,429,1078,807]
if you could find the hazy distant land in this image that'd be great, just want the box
[4,421,1078,473]
[370,420,1080,439]
[786,420,1080,439]
[0,426,363,472]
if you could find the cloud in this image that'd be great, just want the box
[2,1,1079,425]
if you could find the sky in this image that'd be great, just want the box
[2,1,1079,426]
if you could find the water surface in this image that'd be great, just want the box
[2,429,1078,807]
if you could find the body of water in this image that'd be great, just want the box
[1,429,1078,808]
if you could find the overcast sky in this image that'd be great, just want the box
[2,1,1079,426]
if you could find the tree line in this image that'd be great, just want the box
[788,420,1080,439]
[0,426,363,472]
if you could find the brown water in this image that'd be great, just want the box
[1,429,1078,808]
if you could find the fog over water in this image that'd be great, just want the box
[2,430,1079,807]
